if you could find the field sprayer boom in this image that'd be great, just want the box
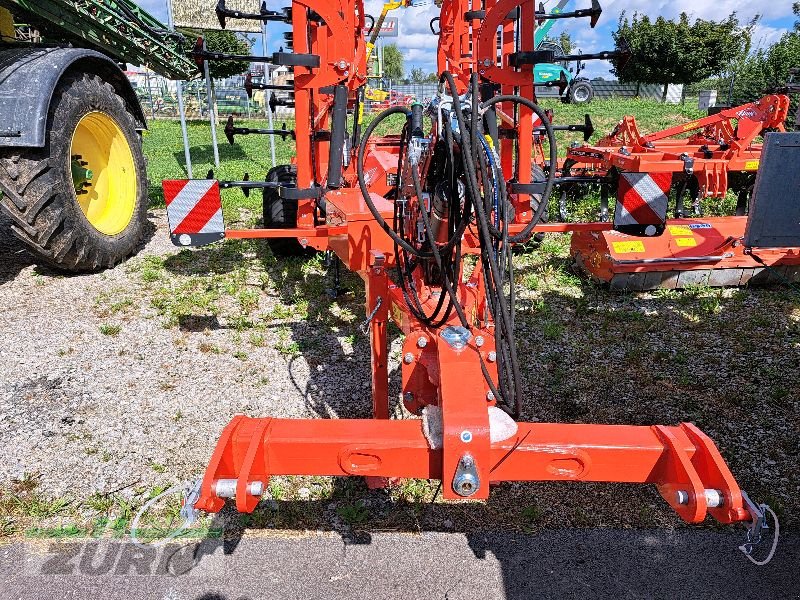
[161,0,780,562]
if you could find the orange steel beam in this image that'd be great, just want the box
[193,416,750,525]
[225,222,612,242]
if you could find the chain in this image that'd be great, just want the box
[129,478,202,548]
[360,297,383,334]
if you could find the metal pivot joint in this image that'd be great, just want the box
[453,454,480,497]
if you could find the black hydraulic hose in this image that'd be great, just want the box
[356,107,427,257]
[326,84,349,189]
[479,94,558,244]
[410,165,470,328]
[437,71,524,416]
[394,123,454,327]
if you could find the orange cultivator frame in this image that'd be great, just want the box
[167,178,768,539]
[189,224,755,526]
[561,94,799,288]
[164,0,780,563]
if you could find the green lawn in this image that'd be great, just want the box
[143,97,704,211]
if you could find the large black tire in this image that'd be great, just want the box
[567,80,594,104]
[262,164,315,256]
[0,72,148,272]
[530,164,547,243]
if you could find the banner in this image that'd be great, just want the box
[172,0,263,32]
[363,17,399,38]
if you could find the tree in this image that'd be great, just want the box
[541,32,571,55]
[409,67,438,83]
[726,30,800,104]
[558,31,572,55]
[409,66,426,83]
[610,12,751,100]
[180,29,252,79]
[382,43,405,80]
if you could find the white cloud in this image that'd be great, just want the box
[750,23,789,50]
[602,0,791,23]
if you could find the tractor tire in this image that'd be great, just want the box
[530,164,547,243]
[262,164,315,257]
[0,73,148,272]
[568,80,594,104]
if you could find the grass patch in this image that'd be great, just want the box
[99,324,121,336]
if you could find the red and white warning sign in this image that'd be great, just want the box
[613,172,671,236]
[162,179,225,247]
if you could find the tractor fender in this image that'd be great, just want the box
[0,47,146,148]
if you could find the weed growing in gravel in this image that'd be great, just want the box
[392,479,438,503]
[542,320,564,340]
[229,314,254,331]
[137,256,166,283]
[264,304,295,322]
[99,324,121,336]
[276,327,300,356]
[336,501,369,526]
[84,493,114,513]
[520,502,543,532]
[198,342,222,354]
[237,288,260,313]
[248,332,266,347]
[150,278,220,328]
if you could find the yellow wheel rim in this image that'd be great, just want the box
[70,111,136,236]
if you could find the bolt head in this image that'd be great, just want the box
[475,335,484,347]
[460,430,473,443]
[417,337,428,348]
[487,351,497,362]
[403,352,415,364]
[487,391,495,401]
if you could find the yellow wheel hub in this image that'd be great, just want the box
[70,111,136,236]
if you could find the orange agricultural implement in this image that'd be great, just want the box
[558,94,800,289]
[160,0,783,563]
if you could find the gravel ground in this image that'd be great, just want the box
[1,209,798,538]
[0,211,388,497]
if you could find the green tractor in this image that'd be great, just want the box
[0,0,193,272]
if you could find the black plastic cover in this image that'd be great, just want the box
[744,132,800,248]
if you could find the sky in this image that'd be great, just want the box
[137,0,797,79]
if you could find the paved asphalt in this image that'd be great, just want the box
[1,529,798,599]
